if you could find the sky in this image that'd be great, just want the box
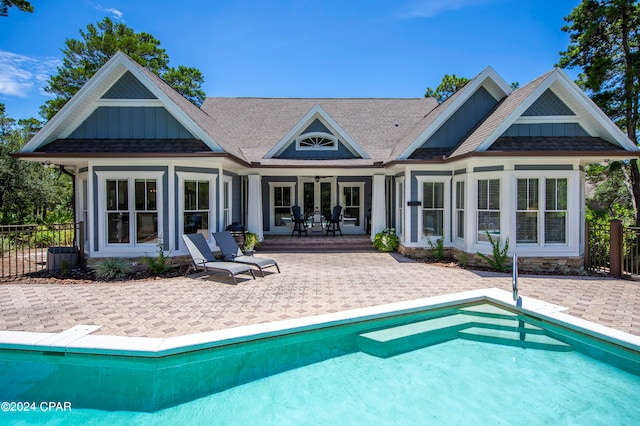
[1,0,582,121]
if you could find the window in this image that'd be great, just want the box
[296,132,337,150]
[477,179,500,242]
[223,177,232,229]
[273,184,293,228]
[516,178,539,243]
[545,178,567,243]
[422,182,444,237]
[341,185,362,227]
[455,181,464,239]
[101,172,163,248]
[396,179,404,236]
[184,179,210,238]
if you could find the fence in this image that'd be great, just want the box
[0,222,84,280]
[585,220,640,279]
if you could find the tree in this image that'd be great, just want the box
[559,0,640,223]
[0,0,33,16]
[40,17,206,120]
[424,74,470,103]
[0,104,72,224]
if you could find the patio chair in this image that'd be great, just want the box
[291,205,309,237]
[325,205,343,236]
[182,233,255,285]
[212,231,280,277]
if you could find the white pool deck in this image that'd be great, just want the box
[1,252,640,355]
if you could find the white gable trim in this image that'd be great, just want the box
[264,104,370,159]
[21,52,223,153]
[397,66,512,160]
[476,69,638,153]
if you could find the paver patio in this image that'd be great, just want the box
[1,252,639,338]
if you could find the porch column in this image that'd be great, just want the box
[371,174,387,240]
[247,175,264,241]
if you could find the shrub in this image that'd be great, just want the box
[373,228,400,252]
[142,237,172,275]
[94,258,132,280]
[477,231,510,272]
[428,238,444,261]
[243,232,260,251]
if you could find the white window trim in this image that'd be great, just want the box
[177,171,217,246]
[395,177,405,238]
[513,171,572,250]
[222,175,233,230]
[416,176,450,244]
[268,182,296,233]
[96,170,165,252]
[295,132,339,151]
[470,173,506,249]
[453,179,465,242]
[338,181,365,233]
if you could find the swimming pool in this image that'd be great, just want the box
[1,289,639,424]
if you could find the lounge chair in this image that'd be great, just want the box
[212,231,280,277]
[182,233,255,284]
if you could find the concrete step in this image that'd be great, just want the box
[458,327,572,352]
[357,309,570,358]
[259,235,375,252]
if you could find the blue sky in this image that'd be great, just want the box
[1,0,580,121]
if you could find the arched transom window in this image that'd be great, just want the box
[296,132,338,150]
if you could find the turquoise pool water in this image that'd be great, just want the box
[1,303,639,424]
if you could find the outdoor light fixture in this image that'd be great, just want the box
[315,176,320,182]
[43,161,54,169]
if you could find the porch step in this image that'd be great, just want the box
[357,308,571,358]
[258,235,375,253]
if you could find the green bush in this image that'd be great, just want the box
[428,238,444,261]
[477,231,510,272]
[94,258,132,280]
[373,228,400,252]
[243,232,260,251]
[142,237,172,275]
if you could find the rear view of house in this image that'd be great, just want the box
[17,52,638,269]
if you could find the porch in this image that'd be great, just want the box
[258,234,374,253]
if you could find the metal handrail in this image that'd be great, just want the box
[512,254,522,307]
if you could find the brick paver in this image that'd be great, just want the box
[1,252,639,338]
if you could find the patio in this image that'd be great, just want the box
[0,251,639,338]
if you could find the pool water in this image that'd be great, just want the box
[2,303,640,424]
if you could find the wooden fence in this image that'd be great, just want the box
[585,220,640,279]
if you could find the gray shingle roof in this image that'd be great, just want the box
[200,98,437,165]
[36,139,211,153]
[488,136,623,152]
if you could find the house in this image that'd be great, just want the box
[17,52,638,269]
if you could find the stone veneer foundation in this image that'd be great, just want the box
[398,245,584,274]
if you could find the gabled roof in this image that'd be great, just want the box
[20,52,247,162]
[200,97,437,165]
[394,66,512,160]
[449,68,638,157]
[263,104,369,159]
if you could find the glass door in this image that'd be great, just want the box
[301,178,334,230]
[339,182,365,233]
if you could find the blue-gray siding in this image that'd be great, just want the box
[523,89,574,116]
[502,123,589,137]
[102,71,156,99]
[70,107,194,139]
[420,86,498,149]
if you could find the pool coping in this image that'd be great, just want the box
[1,288,639,357]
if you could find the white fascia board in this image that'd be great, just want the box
[475,72,557,152]
[264,104,370,159]
[554,70,638,151]
[397,66,512,160]
[21,53,128,153]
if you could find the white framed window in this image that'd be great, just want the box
[223,175,233,229]
[80,178,88,245]
[178,172,217,243]
[422,182,444,238]
[396,177,404,237]
[455,180,465,239]
[545,178,568,244]
[516,178,539,244]
[416,176,449,242]
[339,182,365,231]
[477,178,500,243]
[296,132,338,151]
[269,182,295,231]
[97,171,164,250]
